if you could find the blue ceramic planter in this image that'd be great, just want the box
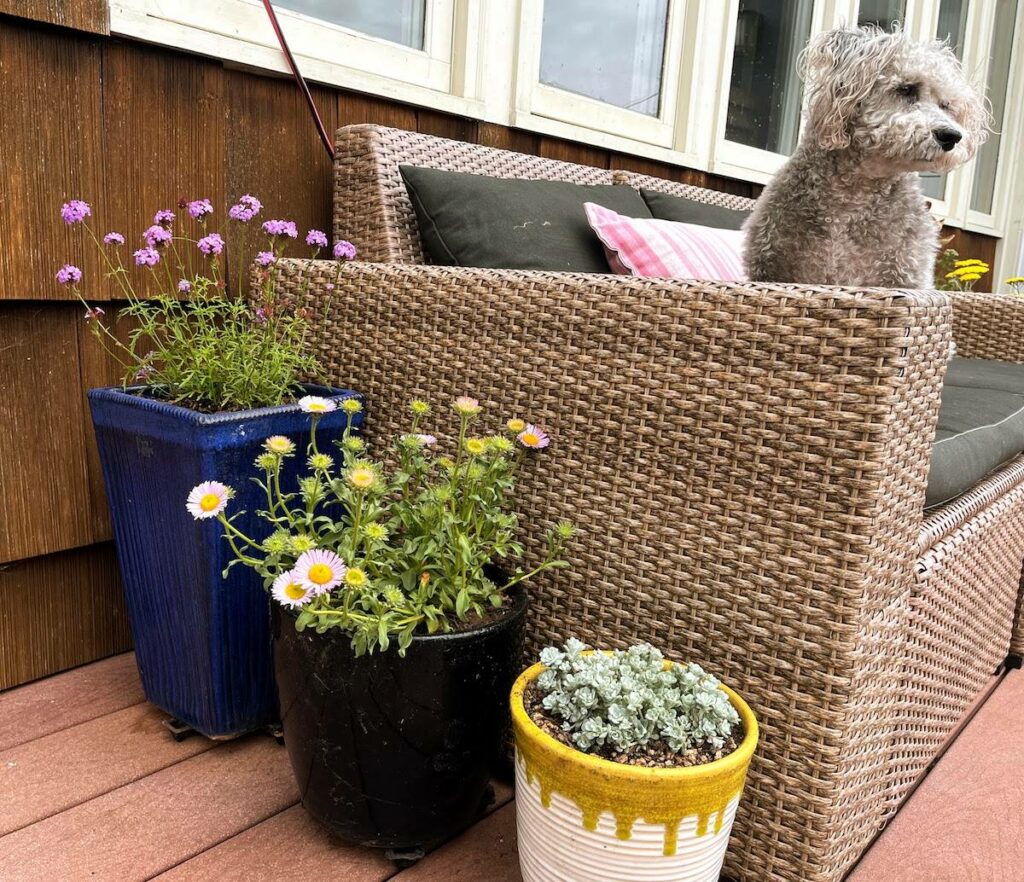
[88,385,363,738]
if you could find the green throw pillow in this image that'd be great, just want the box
[400,165,652,273]
[641,188,750,231]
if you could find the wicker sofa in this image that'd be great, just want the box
[276,124,1024,882]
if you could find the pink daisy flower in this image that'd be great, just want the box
[517,424,550,449]
[293,549,346,595]
[185,481,232,519]
[272,571,313,609]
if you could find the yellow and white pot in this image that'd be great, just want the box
[511,662,758,882]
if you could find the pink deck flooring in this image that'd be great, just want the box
[0,655,1019,881]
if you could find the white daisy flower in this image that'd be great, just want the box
[271,571,313,609]
[186,481,232,520]
[298,396,337,415]
[293,548,346,595]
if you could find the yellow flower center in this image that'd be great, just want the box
[307,563,333,584]
[284,582,306,600]
[507,419,526,433]
[199,493,221,512]
[267,437,291,453]
[521,432,540,447]
[345,568,367,587]
[308,402,326,412]
[350,469,375,489]
[466,439,486,455]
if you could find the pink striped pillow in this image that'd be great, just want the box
[584,202,747,281]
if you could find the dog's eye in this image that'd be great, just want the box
[895,83,919,101]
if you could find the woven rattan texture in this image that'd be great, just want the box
[951,290,1024,362]
[611,170,757,212]
[1012,574,1024,657]
[279,257,950,881]
[890,482,1024,809]
[334,124,618,264]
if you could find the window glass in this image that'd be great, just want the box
[857,0,907,28]
[921,0,969,200]
[971,0,1018,214]
[273,0,427,49]
[539,0,670,117]
[724,0,814,155]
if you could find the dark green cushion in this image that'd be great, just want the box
[399,166,652,272]
[640,189,750,231]
[926,358,1024,507]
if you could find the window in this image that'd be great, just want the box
[539,0,669,117]
[970,0,1019,213]
[723,0,814,156]
[920,0,969,201]
[273,0,426,49]
[857,0,907,28]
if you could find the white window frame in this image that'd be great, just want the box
[108,0,485,117]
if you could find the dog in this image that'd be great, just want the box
[743,26,989,289]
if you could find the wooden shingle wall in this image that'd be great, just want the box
[0,12,1000,688]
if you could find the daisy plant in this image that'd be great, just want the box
[187,396,575,655]
[57,196,359,411]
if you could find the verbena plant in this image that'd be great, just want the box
[535,640,739,754]
[186,396,575,655]
[56,197,357,411]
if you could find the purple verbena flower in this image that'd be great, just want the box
[229,194,263,222]
[197,233,225,256]
[333,240,357,260]
[103,232,125,246]
[134,247,161,267]
[253,307,268,325]
[143,224,173,248]
[305,229,328,249]
[262,219,298,239]
[56,264,83,285]
[326,283,335,292]
[83,306,105,322]
[135,363,156,382]
[153,209,176,227]
[256,251,276,267]
[177,279,192,294]
[61,200,91,225]
[188,198,214,219]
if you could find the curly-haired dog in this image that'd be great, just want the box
[744,26,989,288]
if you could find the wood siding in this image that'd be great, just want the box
[0,12,1001,688]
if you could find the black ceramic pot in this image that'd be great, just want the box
[272,587,527,850]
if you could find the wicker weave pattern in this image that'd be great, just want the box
[334,125,618,264]
[890,481,1024,808]
[1013,575,1024,657]
[278,257,951,881]
[951,290,1024,363]
[611,170,757,212]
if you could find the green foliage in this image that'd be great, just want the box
[536,640,739,754]
[217,399,575,655]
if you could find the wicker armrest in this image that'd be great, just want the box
[951,290,1024,363]
[274,260,951,881]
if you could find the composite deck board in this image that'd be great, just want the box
[0,737,297,882]
[850,670,1024,881]
[0,702,213,836]
[393,803,521,881]
[0,653,143,751]
[155,780,516,880]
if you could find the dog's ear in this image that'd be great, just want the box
[801,28,898,150]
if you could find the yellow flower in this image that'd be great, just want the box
[264,435,295,455]
[945,270,960,279]
[465,437,487,456]
[348,466,376,490]
[954,258,988,268]
[341,398,362,414]
[410,399,430,415]
[506,418,526,433]
[1006,277,1024,285]
[344,567,368,587]
[959,272,982,282]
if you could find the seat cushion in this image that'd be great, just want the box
[927,358,1024,507]
[399,166,652,273]
[640,188,750,230]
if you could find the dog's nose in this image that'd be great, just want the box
[933,127,962,151]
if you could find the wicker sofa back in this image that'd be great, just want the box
[294,124,962,882]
